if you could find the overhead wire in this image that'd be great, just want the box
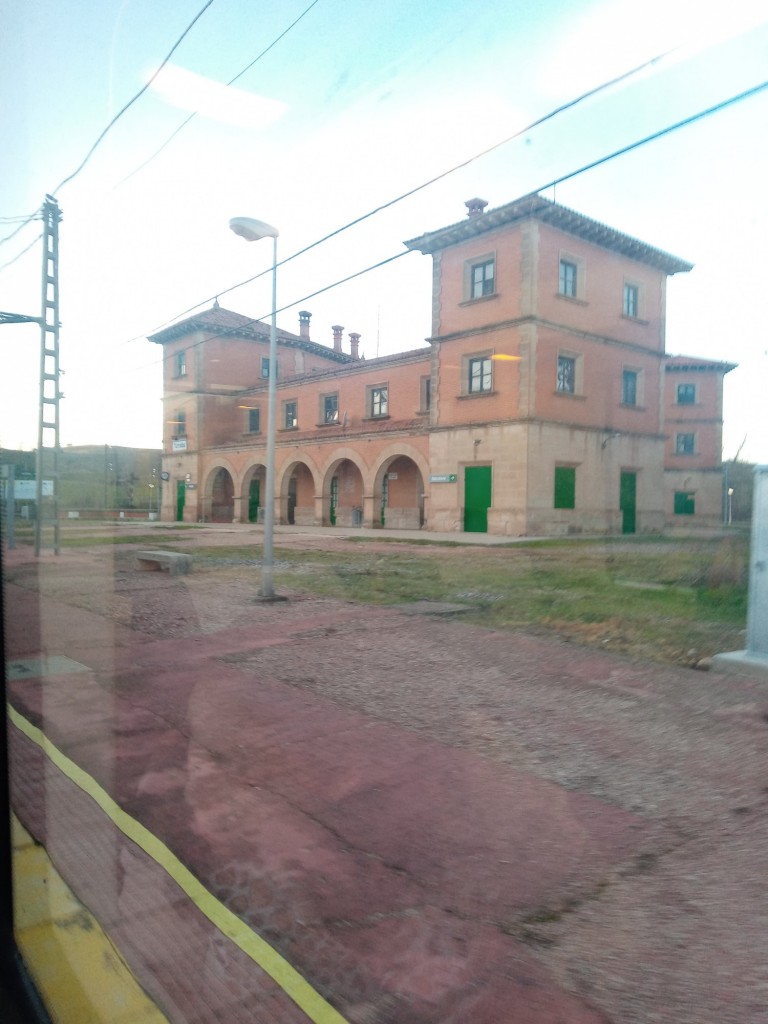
[114,0,324,189]
[131,76,768,383]
[50,0,217,197]
[140,43,681,339]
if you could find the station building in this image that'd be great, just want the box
[150,193,734,535]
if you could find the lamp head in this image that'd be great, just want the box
[229,217,279,242]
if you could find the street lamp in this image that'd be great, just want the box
[229,216,279,599]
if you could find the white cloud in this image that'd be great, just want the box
[148,63,287,129]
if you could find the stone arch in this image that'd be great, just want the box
[241,461,267,523]
[372,445,430,529]
[321,449,368,527]
[278,456,321,526]
[204,464,236,523]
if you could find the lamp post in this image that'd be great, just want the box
[229,216,279,599]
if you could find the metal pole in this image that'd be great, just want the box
[261,235,278,599]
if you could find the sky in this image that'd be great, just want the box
[1,0,767,461]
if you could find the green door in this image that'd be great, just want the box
[464,465,492,533]
[620,471,637,534]
[248,479,260,523]
[329,476,338,526]
[176,480,186,522]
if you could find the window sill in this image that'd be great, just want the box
[620,314,649,325]
[459,293,499,307]
[457,390,496,399]
[362,414,390,422]
[553,390,585,400]
[242,431,262,437]
[556,293,587,306]
[620,403,646,411]
[316,420,341,427]
[279,426,299,433]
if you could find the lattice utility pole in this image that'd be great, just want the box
[35,195,62,556]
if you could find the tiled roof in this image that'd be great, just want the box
[405,193,693,275]
[665,355,737,373]
[148,306,355,363]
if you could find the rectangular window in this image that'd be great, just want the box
[420,375,431,412]
[173,410,186,436]
[556,354,576,393]
[283,400,298,429]
[322,393,338,423]
[468,356,492,394]
[676,383,696,404]
[554,466,576,509]
[674,491,696,515]
[622,369,638,406]
[173,350,187,377]
[675,432,696,455]
[559,259,577,298]
[246,408,260,433]
[471,259,495,299]
[260,356,278,379]
[370,386,388,417]
[623,283,639,318]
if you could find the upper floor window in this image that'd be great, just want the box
[559,259,578,298]
[173,350,187,377]
[172,410,186,437]
[246,407,260,433]
[471,259,495,299]
[283,400,298,429]
[675,432,696,455]
[468,355,492,394]
[369,385,388,418]
[420,375,431,413]
[676,382,696,404]
[623,283,640,318]
[557,354,576,393]
[322,393,339,423]
[622,368,639,406]
[463,252,496,302]
[260,356,278,379]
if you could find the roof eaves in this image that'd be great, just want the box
[405,193,693,275]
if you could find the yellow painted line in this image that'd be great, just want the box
[9,706,350,1024]
[13,816,169,1024]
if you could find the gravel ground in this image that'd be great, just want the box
[6,530,768,1023]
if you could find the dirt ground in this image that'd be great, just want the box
[5,525,768,1023]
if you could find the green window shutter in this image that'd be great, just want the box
[674,491,695,515]
[554,466,576,509]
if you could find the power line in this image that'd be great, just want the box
[138,43,681,341]
[0,1,216,254]
[0,233,43,274]
[0,211,40,250]
[128,75,768,381]
[51,0,217,196]
[114,0,323,189]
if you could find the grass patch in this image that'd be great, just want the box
[48,530,750,667]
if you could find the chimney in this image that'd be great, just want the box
[299,310,311,340]
[332,325,344,353]
[465,197,488,219]
[349,332,360,359]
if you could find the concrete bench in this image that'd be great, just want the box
[134,550,192,576]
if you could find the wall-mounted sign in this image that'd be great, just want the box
[2,480,54,499]
[160,471,170,481]
[186,483,197,490]
[172,437,187,452]
[429,474,457,483]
